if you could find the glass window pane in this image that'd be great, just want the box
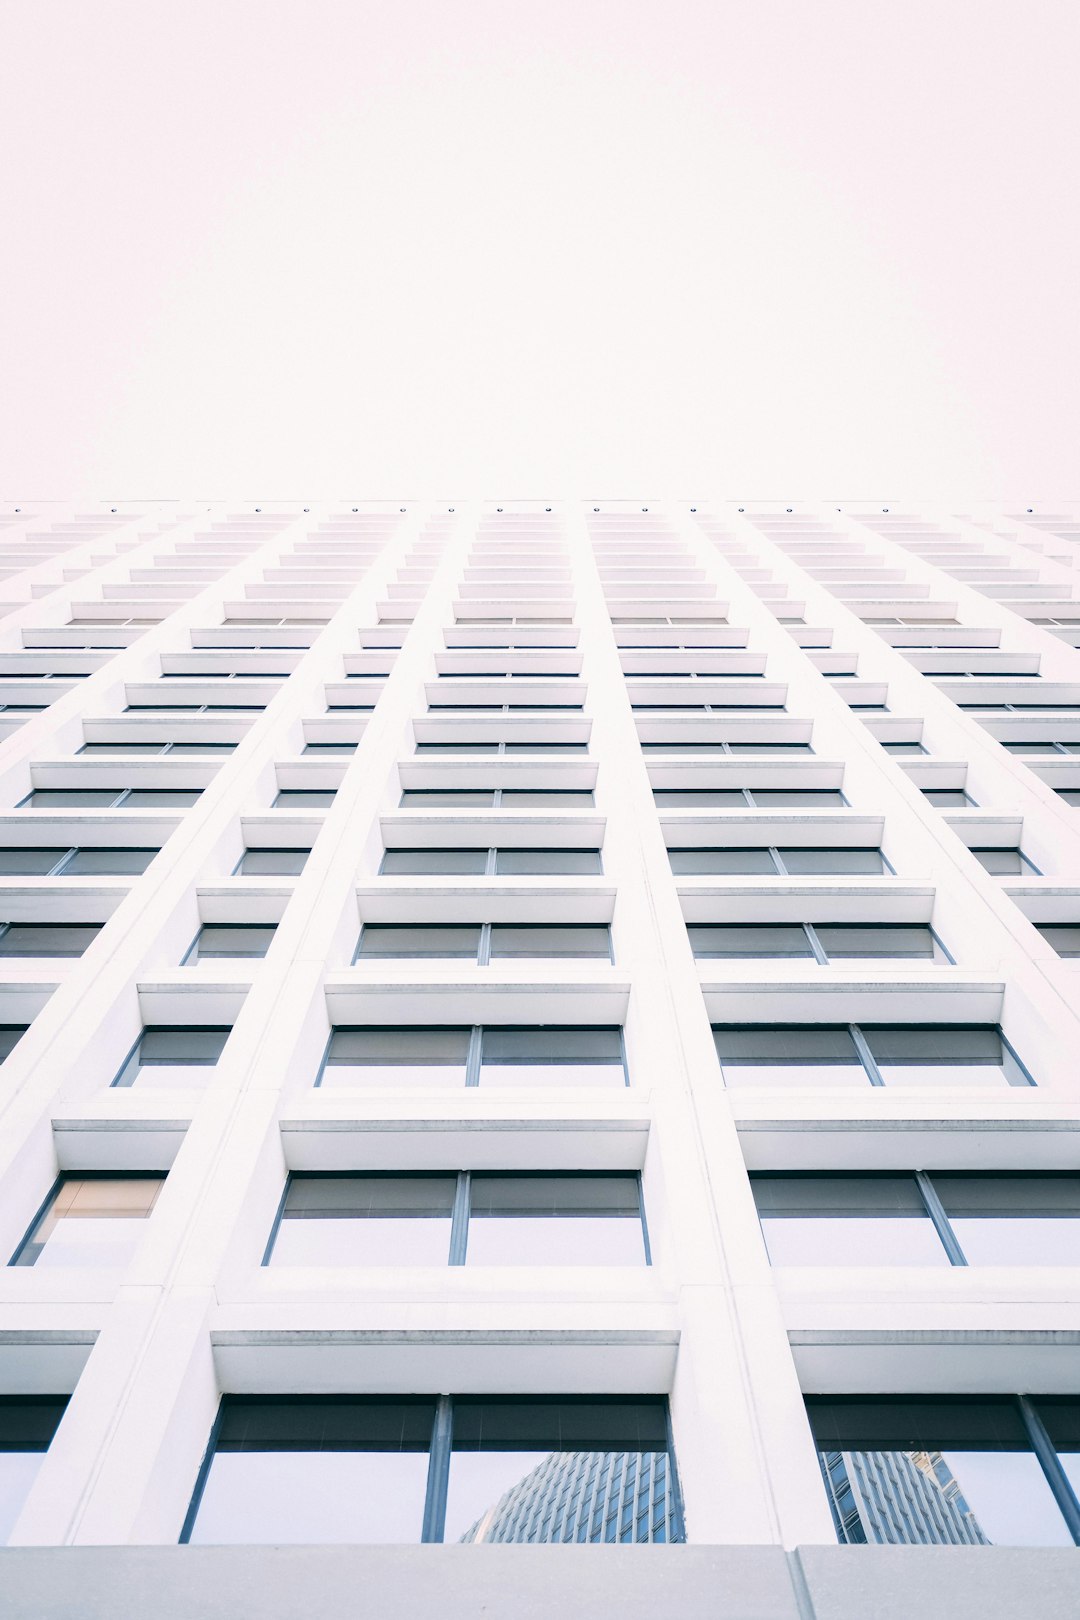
[27,790,119,808]
[271,1175,456,1266]
[814,925,942,961]
[0,924,100,957]
[357,925,481,959]
[752,1176,948,1266]
[971,849,1025,875]
[689,924,813,958]
[239,849,309,874]
[189,1396,434,1544]
[713,1025,865,1087]
[466,1176,645,1266]
[16,1176,164,1267]
[123,789,202,807]
[0,1398,68,1545]
[64,848,156,874]
[323,1026,470,1087]
[933,1175,1080,1265]
[138,1027,231,1065]
[488,926,611,959]
[500,791,594,807]
[400,791,494,807]
[0,849,67,874]
[862,1025,1024,1086]
[0,1027,28,1062]
[1036,925,1080,958]
[495,849,602,875]
[807,1397,1072,1546]
[750,790,846,807]
[668,849,776,875]
[653,790,747,808]
[779,849,886,875]
[1035,1400,1080,1509]
[274,791,336,808]
[445,1397,676,1545]
[380,849,489,875]
[189,925,275,960]
[479,1027,625,1088]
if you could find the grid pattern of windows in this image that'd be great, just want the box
[1,501,1079,1580]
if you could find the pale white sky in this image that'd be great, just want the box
[1,0,1077,501]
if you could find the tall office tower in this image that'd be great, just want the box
[0,501,1079,1619]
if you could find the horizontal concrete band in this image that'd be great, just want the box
[2,1545,1080,1620]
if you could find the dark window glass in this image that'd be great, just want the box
[971,849,1028,875]
[380,849,489,875]
[653,790,747,809]
[188,1396,436,1544]
[400,791,494,808]
[0,923,101,957]
[0,1397,69,1543]
[690,924,813,958]
[239,849,309,875]
[751,1175,947,1267]
[0,849,68,874]
[934,1175,1080,1266]
[357,925,482,958]
[1036,925,1080,958]
[668,848,776,875]
[861,1025,1026,1087]
[466,1175,644,1266]
[750,789,846,807]
[270,1175,457,1267]
[500,790,595,808]
[113,1025,231,1087]
[26,790,120,808]
[495,848,602,875]
[12,1175,165,1268]
[322,1026,471,1087]
[806,1396,1074,1547]
[65,847,156,874]
[123,789,203,808]
[0,1026,28,1062]
[488,926,611,958]
[274,791,336,808]
[813,924,943,961]
[713,1025,864,1087]
[480,1027,625,1088]
[923,789,975,807]
[446,1396,679,1545]
[187,924,276,961]
[778,848,886,875]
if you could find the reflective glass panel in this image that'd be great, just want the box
[713,1025,866,1087]
[0,849,67,874]
[668,849,777,875]
[488,926,611,959]
[188,1396,435,1544]
[0,1399,68,1545]
[862,1025,1026,1087]
[465,1176,645,1266]
[494,849,602,875]
[379,849,488,875]
[356,925,481,959]
[808,1398,1073,1546]
[322,1027,470,1088]
[188,925,275,960]
[269,1176,456,1266]
[814,925,943,961]
[971,849,1027,875]
[238,848,309,874]
[689,924,813,958]
[14,1176,164,1267]
[0,924,100,957]
[778,848,886,875]
[1036,925,1080,958]
[934,1175,1080,1266]
[749,790,846,807]
[752,1176,949,1266]
[479,1027,625,1088]
[445,1398,678,1544]
[64,848,156,874]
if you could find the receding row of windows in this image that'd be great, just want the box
[6,1390,1080,1547]
[103,1021,1032,1091]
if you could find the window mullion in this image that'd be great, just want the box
[477,924,491,966]
[913,1170,968,1266]
[50,847,80,876]
[849,1023,885,1086]
[804,924,829,965]
[1016,1395,1080,1545]
[485,848,497,876]
[465,1026,482,1086]
[421,1395,454,1543]
[768,846,787,875]
[448,1172,470,1266]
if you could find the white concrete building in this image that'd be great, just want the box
[0,500,1078,1617]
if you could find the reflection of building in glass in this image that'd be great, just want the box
[821,1449,989,1545]
[460,1450,681,1544]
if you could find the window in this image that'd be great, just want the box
[1036,925,1080,957]
[0,922,102,957]
[0,847,155,875]
[183,1394,682,1545]
[237,848,310,875]
[112,1025,231,1087]
[923,789,977,807]
[808,1396,1080,1546]
[654,788,846,809]
[266,1172,647,1268]
[971,848,1040,876]
[712,1024,1031,1088]
[881,741,928,755]
[11,1175,165,1267]
[354,924,611,963]
[689,923,946,963]
[319,1025,626,1089]
[0,1398,69,1544]
[22,788,202,810]
[752,1172,1080,1268]
[183,924,276,962]
[399,789,595,809]
[379,847,602,876]
[0,1026,28,1062]
[273,790,337,808]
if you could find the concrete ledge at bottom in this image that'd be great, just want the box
[0,1544,1078,1620]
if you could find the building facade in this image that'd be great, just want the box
[0,500,1078,1614]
